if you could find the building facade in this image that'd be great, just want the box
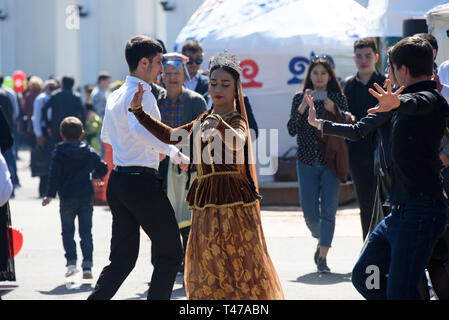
[0,0,203,88]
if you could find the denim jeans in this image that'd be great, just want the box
[296,160,341,248]
[351,200,448,300]
[59,196,94,269]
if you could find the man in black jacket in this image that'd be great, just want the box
[343,38,385,240]
[308,37,449,299]
[42,76,86,147]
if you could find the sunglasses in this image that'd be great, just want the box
[187,58,203,65]
[311,55,335,68]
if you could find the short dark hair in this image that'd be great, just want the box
[390,36,434,77]
[414,33,438,51]
[60,117,84,140]
[97,72,111,84]
[62,76,75,89]
[125,36,163,72]
[353,37,377,53]
[182,39,203,55]
[0,73,3,86]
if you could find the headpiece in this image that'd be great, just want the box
[208,50,242,75]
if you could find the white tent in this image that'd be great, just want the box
[426,3,449,65]
[175,0,368,181]
[364,0,448,37]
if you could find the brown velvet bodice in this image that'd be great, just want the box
[131,108,259,210]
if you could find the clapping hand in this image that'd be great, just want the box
[367,79,405,114]
[130,82,147,110]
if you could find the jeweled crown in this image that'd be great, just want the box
[208,50,242,74]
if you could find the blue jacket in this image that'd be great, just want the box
[46,141,108,200]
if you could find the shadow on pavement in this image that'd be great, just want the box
[292,272,352,285]
[38,284,93,295]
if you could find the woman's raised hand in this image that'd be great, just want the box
[130,82,147,110]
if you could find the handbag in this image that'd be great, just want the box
[274,146,298,181]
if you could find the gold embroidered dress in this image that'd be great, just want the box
[131,107,284,300]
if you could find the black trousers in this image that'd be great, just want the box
[349,150,377,241]
[87,170,183,300]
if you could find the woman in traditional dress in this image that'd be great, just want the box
[128,51,284,300]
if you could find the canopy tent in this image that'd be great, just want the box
[364,0,448,37]
[174,0,369,180]
[426,3,449,65]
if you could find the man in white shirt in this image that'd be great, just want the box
[88,36,189,300]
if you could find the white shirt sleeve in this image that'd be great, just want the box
[32,96,43,137]
[0,150,13,207]
[441,84,449,102]
[126,93,179,158]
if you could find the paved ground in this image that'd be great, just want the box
[1,150,365,300]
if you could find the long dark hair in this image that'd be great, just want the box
[302,58,343,93]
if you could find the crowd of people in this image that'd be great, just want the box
[0,31,449,300]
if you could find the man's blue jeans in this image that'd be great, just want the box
[59,197,94,269]
[296,160,341,248]
[352,200,448,299]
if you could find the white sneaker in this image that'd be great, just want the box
[65,265,79,278]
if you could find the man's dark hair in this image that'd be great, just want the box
[125,36,163,72]
[97,72,111,84]
[62,76,75,89]
[0,73,3,86]
[390,36,434,77]
[414,33,438,51]
[60,116,83,140]
[353,37,377,53]
[182,39,203,55]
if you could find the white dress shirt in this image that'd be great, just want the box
[183,72,200,91]
[101,76,179,169]
[0,149,12,207]
[438,60,449,101]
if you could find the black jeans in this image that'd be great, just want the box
[349,150,377,241]
[88,169,183,300]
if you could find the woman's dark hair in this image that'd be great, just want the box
[125,36,163,72]
[203,65,260,199]
[302,58,343,93]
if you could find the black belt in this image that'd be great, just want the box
[114,166,157,174]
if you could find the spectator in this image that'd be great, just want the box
[42,76,86,147]
[42,117,108,279]
[182,40,209,96]
[287,57,351,274]
[83,85,103,155]
[343,37,385,240]
[91,72,111,120]
[158,57,207,273]
[31,79,59,198]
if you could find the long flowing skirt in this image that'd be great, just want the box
[184,202,284,300]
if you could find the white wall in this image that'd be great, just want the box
[0,0,203,88]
